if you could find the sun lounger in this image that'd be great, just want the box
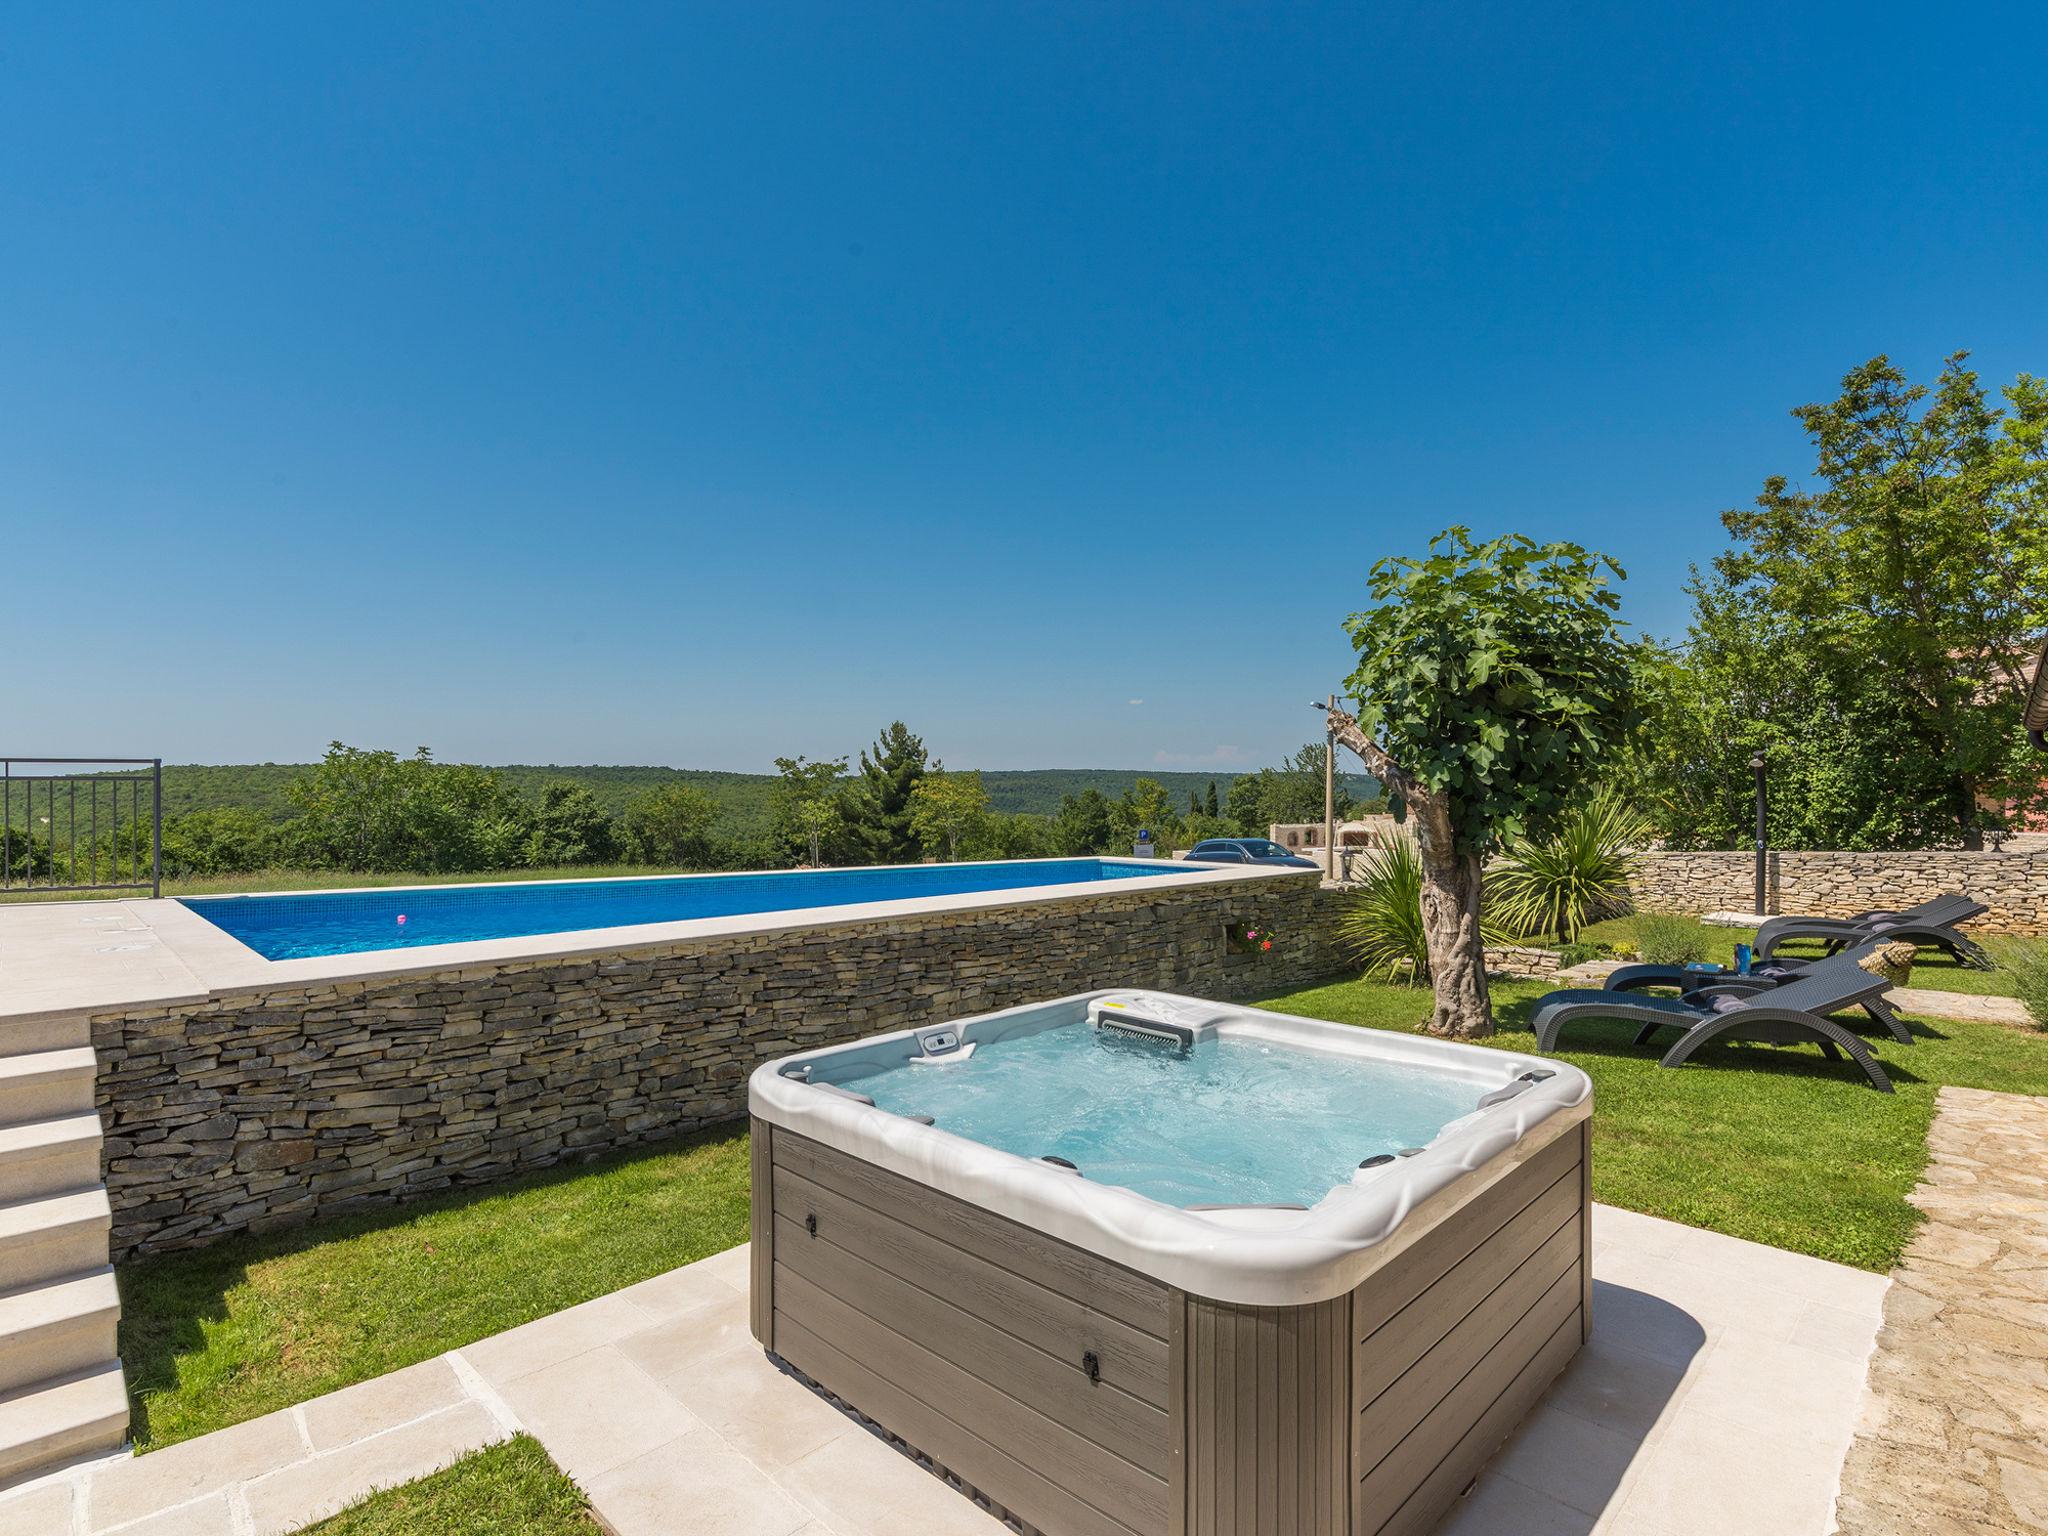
[1532,949,1898,1090]
[1754,893,1991,970]
[1600,960,1914,1044]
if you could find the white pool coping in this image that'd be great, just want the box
[751,988,1593,1306]
[0,858,1308,1024]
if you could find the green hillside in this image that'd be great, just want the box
[135,762,1380,833]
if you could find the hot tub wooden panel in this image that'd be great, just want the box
[750,1117,1589,1536]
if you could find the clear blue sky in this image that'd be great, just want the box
[5,3,2043,774]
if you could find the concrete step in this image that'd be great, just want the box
[0,1190,110,1294]
[0,1010,93,1058]
[0,1114,103,1205]
[0,1268,120,1397]
[0,1359,128,1487]
[0,1049,97,1130]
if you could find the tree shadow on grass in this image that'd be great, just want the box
[119,1119,750,1450]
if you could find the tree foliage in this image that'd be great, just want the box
[619,783,721,867]
[1333,529,1637,1037]
[770,755,848,867]
[1223,742,1357,836]
[842,722,930,864]
[1627,354,2048,849]
[909,771,994,861]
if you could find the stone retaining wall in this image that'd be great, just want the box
[91,874,1352,1260]
[1630,849,2048,935]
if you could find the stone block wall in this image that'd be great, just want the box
[92,874,1354,1260]
[1629,849,2048,935]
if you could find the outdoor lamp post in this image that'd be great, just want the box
[1310,698,1337,880]
[1751,752,1768,915]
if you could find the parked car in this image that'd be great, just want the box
[1182,838,1321,868]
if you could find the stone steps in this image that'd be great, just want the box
[0,1048,98,1128]
[0,1029,128,1485]
[0,1011,92,1056]
[0,1113,103,1205]
[0,1190,112,1294]
[0,1360,127,1487]
[0,1267,120,1398]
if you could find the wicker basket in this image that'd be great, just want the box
[1857,940,1918,989]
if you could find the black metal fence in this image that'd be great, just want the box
[1,758,162,898]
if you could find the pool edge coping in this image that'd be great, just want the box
[1,860,1314,1022]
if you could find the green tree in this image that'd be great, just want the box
[842,722,930,864]
[1105,778,1181,852]
[1204,781,1219,817]
[964,811,1053,860]
[1049,789,1114,855]
[161,808,276,877]
[284,744,531,873]
[1631,354,2048,848]
[525,780,619,866]
[1224,745,1355,835]
[1332,530,1637,1038]
[620,783,721,867]
[909,771,993,861]
[771,755,849,866]
[284,743,419,871]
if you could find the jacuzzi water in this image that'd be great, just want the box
[839,1025,1480,1210]
[183,858,1198,961]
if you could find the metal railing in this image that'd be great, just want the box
[1,758,162,898]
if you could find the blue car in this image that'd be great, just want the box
[1183,838,1321,868]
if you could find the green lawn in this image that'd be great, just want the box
[1577,912,2019,997]
[1257,974,2048,1272]
[303,1435,598,1535]
[120,1124,751,1451]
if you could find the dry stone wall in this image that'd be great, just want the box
[1630,849,2048,934]
[92,875,1352,1260]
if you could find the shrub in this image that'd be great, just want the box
[1487,790,1650,944]
[1340,838,1431,984]
[1990,938,2048,1031]
[1636,913,1708,966]
[1557,939,1623,969]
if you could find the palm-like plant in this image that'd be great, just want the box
[1339,836,1433,984]
[1487,790,1650,945]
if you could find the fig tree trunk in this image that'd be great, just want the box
[1326,709,1495,1038]
[1411,795,1493,1038]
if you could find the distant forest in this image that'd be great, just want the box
[2,740,1379,884]
[149,762,1377,831]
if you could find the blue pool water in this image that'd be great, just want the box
[843,1026,1479,1209]
[184,859,1196,961]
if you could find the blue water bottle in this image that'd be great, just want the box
[1734,943,1753,975]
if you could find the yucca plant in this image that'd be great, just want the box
[1487,790,1651,945]
[1339,837,1434,984]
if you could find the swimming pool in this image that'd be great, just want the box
[181,858,1202,960]
[749,990,1592,1536]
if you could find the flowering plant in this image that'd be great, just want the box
[1226,921,1277,956]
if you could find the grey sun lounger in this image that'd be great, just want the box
[1600,960,1914,1044]
[1532,949,1897,1091]
[1755,893,1991,971]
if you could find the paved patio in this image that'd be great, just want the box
[0,1203,1887,1536]
[1834,1086,2048,1534]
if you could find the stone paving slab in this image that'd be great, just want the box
[1834,1086,2048,1535]
[0,1203,1891,1536]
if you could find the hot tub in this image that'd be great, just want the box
[747,989,1592,1536]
